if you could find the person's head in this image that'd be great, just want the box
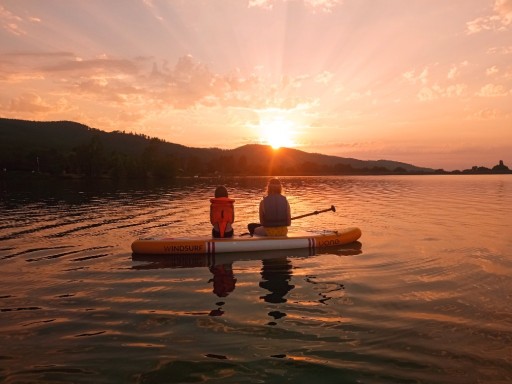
[266,178,282,195]
[214,185,229,198]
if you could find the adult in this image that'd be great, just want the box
[251,178,291,237]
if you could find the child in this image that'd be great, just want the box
[210,185,235,238]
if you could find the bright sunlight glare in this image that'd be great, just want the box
[259,118,297,149]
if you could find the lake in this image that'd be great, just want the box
[1,175,511,383]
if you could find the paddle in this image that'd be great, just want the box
[243,205,336,236]
[291,205,336,220]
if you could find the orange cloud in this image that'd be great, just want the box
[9,92,52,114]
[476,83,510,97]
[466,0,512,34]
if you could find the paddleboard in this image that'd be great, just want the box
[131,227,362,255]
[132,241,362,269]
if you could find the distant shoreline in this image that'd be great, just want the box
[1,118,511,178]
[1,169,511,183]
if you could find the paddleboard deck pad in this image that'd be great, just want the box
[131,227,362,255]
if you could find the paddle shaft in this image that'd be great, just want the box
[291,205,336,220]
[243,205,336,236]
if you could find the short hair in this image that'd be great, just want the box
[267,178,282,194]
[214,185,228,198]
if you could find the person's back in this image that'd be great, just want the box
[260,194,289,227]
[210,185,235,238]
[253,178,291,237]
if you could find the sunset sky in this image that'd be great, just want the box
[1,0,511,171]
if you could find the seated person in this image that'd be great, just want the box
[210,185,235,238]
[252,178,291,237]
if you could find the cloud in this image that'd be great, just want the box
[71,78,141,103]
[0,52,78,81]
[487,45,512,54]
[142,0,155,8]
[471,108,500,119]
[476,83,510,97]
[466,16,502,34]
[0,5,41,36]
[3,92,75,118]
[403,62,472,101]
[1,52,146,106]
[1,50,316,112]
[0,5,22,34]
[248,0,274,10]
[304,0,342,13]
[8,92,52,114]
[486,66,499,76]
[150,55,317,110]
[41,57,139,76]
[403,67,429,85]
[494,0,512,24]
[417,84,468,102]
[314,71,334,84]
[466,0,512,34]
[447,61,469,80]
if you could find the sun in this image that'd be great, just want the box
[259,118,296,149]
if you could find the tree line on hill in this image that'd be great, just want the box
[1,133,405,178]
[443,161,511,175]
[0,118,510,179]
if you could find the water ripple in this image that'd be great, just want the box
[1,176,512,383]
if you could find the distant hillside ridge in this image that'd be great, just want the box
[0,117,220,158]
[1,117,434,177]
[231,144,432,173]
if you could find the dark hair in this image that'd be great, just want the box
[266,178,282,195]
[214,185,228,198]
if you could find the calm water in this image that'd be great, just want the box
[1,175,511,383]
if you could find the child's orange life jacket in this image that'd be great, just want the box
[210,197,235,237]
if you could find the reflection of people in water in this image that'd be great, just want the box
[259,257,294,304]
[208,263,237,316]
[209,264,237,298]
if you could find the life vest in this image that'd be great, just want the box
[261,194,290,227]
[210,197,235,238]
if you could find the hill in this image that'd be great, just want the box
[0,117,433,178]
[231,144,431,173]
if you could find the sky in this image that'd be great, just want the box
[1,0,511,171]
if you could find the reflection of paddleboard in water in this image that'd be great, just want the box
[131,227,362,256]
[131,241,362,270]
